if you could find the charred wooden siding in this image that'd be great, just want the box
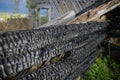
[0,22,108,80]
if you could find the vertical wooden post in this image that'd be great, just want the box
[47,8,51,21]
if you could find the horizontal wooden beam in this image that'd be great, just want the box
[41,11,75,27]
[68,0,120,24]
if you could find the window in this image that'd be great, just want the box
[39,8,48,25]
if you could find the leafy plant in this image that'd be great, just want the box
[81,56,120,80]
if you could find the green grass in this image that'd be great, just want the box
[0,13,27,19]
[82,56,120,80]
[0,13,10,19]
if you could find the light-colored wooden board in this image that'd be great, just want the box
[68,0,120,24]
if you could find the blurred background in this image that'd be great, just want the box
[0,0,47,32]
